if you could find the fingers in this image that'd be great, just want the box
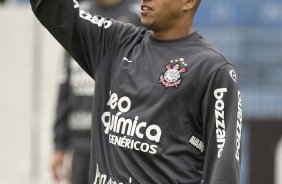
[50,150,65,181]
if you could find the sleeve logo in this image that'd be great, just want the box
[229,69,237,83]
[79,10,112,29]
[73,0,79,8]
[214,88,227,158]
[236,90,243,161]
[189,135,205,153]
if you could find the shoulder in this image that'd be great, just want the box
[200,34,231,62]
[195,34,229,63]
[189,33,235,77]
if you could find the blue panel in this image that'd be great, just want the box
[195,0,256,26]
[255,1,282,26]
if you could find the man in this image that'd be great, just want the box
[50,0,140,184]
[31,0,243,183]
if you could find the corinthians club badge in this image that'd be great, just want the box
[159,58,188,88]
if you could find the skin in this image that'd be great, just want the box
[140,0,200,40]
[51,150,67,181]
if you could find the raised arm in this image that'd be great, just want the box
[30,0,119,77]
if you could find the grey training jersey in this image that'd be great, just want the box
[31,0,243,183]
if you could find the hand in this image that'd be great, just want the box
[51,150,67,181]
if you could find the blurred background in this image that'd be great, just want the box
[0,0,281,184]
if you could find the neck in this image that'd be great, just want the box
[96,0,122,7]
[151,17,194,41]
[151,27,193,41]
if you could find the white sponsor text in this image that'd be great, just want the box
[214,88,227,158]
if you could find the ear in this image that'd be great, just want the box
[183,0,199,11]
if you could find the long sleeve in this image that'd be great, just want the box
[30,0,131,78]
[53,52,71,151]
[201,64,243,184]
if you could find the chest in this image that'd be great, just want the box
[112,47,193,95]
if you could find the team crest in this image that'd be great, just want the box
[159,58,188,88]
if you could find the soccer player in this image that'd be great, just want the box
[31,0,243,183]
[50,0,140,184]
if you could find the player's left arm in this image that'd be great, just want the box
[201,64,243,184]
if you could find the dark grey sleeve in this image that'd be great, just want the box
[53,52,71,151]
[201,64,243,184]
[30,0,135,78]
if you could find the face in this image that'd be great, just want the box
[140,0,187,32]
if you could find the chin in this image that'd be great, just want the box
[141,19,155,31]
[141,18,147,25]
[141,22,150,29]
